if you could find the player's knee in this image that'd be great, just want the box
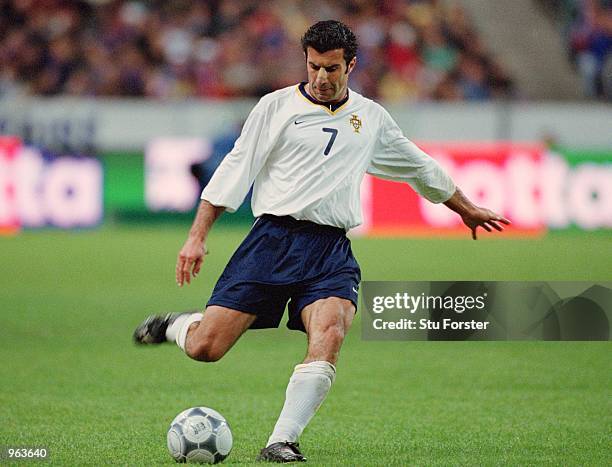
[185,338,225,362]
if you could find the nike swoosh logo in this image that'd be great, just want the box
[294,120,306,125]
[352,287,359,293]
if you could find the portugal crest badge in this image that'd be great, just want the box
[349,114,362,133]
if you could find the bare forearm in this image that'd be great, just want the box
[188,200,225,242]
[176,200,224,286]
[443,187,477,217]
[443,187,510,240]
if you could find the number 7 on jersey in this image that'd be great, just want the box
[321,128,338,156]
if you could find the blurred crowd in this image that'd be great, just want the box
[566,0,611,99]
[0,0,515,101]
[541,0,612,99]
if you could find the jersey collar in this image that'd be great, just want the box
[298,82,349,113]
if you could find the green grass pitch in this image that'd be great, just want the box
[1,225,610,465]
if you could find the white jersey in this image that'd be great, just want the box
[201,83,455,230]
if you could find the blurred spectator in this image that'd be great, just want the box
[540,0,611,99]
[0,0,515,102]
[570,0,612,99]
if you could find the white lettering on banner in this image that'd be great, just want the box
[45,158,103,228]
[541,154,570,228]
[569,164,612,229]
[145,138,211,212]
[459,160,506,213]
[0,146,103,229]
[506,153,541,228]
[418,151,612,230]
[14,147,45,227]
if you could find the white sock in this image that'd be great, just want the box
[166,313,203,351]
[266,361,336,447]
[165,313,195,342]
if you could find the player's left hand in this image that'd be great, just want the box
[460,207,511,240]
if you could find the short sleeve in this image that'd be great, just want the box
[367,108,455,203]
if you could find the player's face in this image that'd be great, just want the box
[306,47,356,103]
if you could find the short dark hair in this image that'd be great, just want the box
[301,20,358,67]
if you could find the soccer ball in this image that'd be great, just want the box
[167,407,233,464]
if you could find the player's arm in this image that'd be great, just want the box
[176,200,224,287]
[443,187,510,240]
[370,107,510,239]
[176,97,274,286]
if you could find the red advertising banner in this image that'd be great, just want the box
[362,142,547,237]
[0,136,22,234]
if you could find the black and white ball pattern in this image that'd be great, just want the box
[167,407,233,464]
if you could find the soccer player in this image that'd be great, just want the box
[134,20,509,462]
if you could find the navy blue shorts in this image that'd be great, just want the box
[207,214,361,332]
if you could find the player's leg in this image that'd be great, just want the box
[300,296,355,365]
[134,217,289,360]
[182,305,256,362]
[259,297,355,462]
[134,305,256,362]
[133,310,199,345]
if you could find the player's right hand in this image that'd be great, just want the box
[176,237,208,287]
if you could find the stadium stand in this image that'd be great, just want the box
[0,0,515,101]
[537,0,611,99]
